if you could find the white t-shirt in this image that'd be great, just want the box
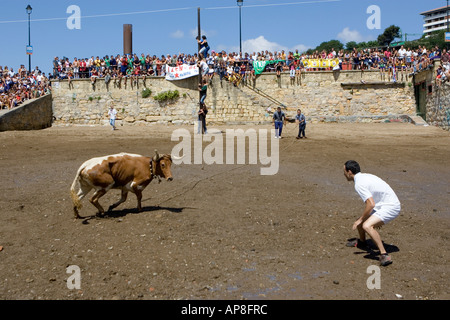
[108,108,117,120]
[199,60,209,75]
[354,173,400,211]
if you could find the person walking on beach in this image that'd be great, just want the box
[108,105,118,131]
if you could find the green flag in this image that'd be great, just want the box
[252,60,284,75]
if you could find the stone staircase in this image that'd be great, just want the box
[236,81,300,122]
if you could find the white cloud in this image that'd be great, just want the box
[243,36,286,53]
[170,30,184,39]
[289,44,310,54]
[216,36,310,55]
[337,27,364,43]
[337,27,375,44]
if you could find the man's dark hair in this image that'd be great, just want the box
[345,160,361,174]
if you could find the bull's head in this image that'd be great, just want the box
[153,150,173,181]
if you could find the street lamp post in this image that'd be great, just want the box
[26,5,32,73]
[237,0,243,57]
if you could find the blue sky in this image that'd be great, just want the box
[0,0,446,74]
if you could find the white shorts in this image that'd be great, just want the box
[372,204,401,224]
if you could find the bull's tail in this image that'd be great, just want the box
[70,168,83,218]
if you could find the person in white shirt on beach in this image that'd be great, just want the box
[343,160,401,266]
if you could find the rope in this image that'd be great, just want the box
[147,122,300,206]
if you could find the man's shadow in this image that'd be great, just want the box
[81,205,188,224]
[347,238,400,261]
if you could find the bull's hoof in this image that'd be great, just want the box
[74,207,82,219]
[96,212,105,218]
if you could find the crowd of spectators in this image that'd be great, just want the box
[0,64,51,110]
[50,44,444,87]
[435,48,450,86]
[1,41,445,111]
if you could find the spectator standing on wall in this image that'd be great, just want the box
[398,46,406,62]
[110,55,117,72]
[52,57,60,77]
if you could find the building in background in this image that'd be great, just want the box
[420,6,450,37]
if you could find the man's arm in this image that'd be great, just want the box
[352,197,375,230]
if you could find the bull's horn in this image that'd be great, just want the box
[153,149,160,161]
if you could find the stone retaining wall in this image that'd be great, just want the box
[426,83,450,131]
[0,94,53,131]
[51,70,417,127]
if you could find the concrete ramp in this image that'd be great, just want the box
[408,115,429,126]
[0,94,53,131]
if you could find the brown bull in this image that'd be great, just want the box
[70,150,174,219]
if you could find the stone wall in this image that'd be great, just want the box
[244,70,415,123]
[426,84,450,131]
[0,94,53,131]
[51,70,417,126]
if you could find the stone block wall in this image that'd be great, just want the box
[426,84,450,131]
[0,94,53,131]
[51,70,417,126]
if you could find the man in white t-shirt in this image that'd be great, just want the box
[108,105,118,131]
[343,160,401,266]
[398,45,407,60]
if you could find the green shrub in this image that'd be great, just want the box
[153,90,179,102]
[88,96,94,101]
[141,88,152,98]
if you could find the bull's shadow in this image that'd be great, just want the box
[107,205,185,218]
[81,205,187,223]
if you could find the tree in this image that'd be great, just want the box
[345,41,358,50]
[425,30,446,49]
[404,30,446,50]
[366,40,380,48]
[357,42,368,49]
[377,25,401,46]
[315,39,344,53]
